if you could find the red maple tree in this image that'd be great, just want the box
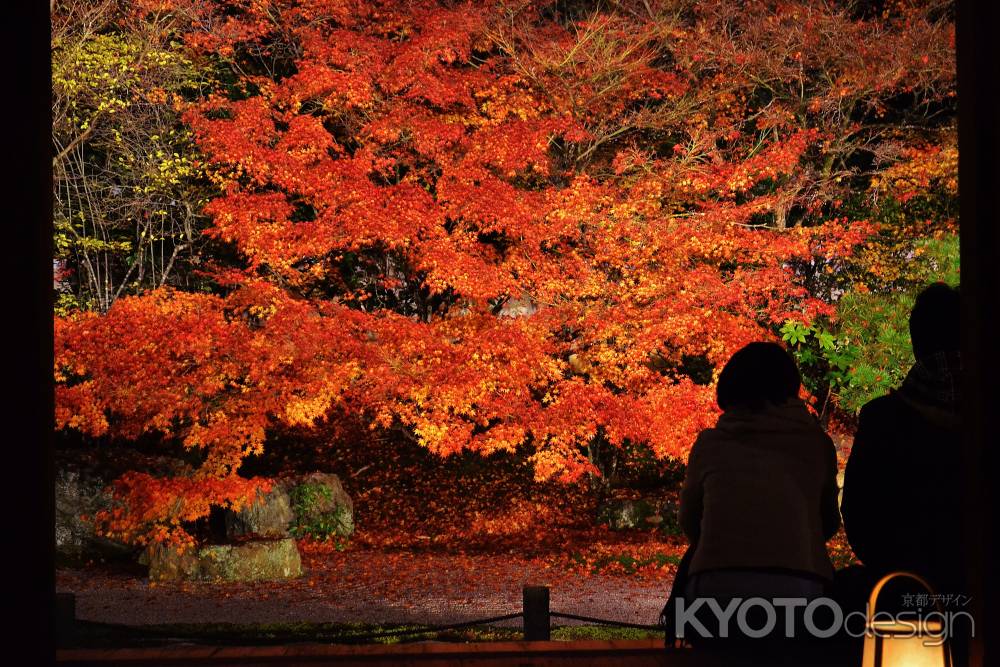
[54,0,955,548]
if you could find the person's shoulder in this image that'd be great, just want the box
[691,427,717,449]
[858,391,910,424]
[695,419,737,442]
[688,427,726,459]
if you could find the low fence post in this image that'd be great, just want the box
[523,585,550,641]
[56,592,76,646]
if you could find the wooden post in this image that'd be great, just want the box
[56,592,76,646]
[523,585,550,641]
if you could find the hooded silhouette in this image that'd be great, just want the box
[840,283,964,594]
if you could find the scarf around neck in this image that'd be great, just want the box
[897,351,962,429]
[898,350,961,421]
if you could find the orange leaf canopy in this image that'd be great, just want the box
[56,0,952,546]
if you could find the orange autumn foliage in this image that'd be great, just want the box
[55,0,955,547]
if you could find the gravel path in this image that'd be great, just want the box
[57,549,674,628]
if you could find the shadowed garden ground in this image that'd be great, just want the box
[56,428,855,636]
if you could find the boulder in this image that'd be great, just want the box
[498,296,537,319]
[568,353,591,376]
[56,452,197,565]
[225,485,294,540]
[55,469,132,564]
[147,537,302,582]
[285,472,354,538]
[597,498,657,530]
[837,469,846,509]
[225,472,356,540]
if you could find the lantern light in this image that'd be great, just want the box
[861,571,951,667]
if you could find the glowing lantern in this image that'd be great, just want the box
[862,571,951,667]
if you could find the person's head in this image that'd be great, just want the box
[909,282,960,361]
[716,342,801,412]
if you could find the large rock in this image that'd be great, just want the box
[147,538,302,582]
[285,472,354,538]
[837,469,846,509]
[597,498,658,530]
[498,296,537,319]
[225,485,294,540]
[225,472,356,540]
[56,452,196,565]
[55,469,132,564]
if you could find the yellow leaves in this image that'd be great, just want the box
[284,392,334,427]
[873,141,958,197]
[414,420,451,452]
[410,386,431,408]
[248,303,277,321]
[528,448,567,482]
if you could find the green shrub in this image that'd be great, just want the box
[288,482,351,545]
[785,234,959,416]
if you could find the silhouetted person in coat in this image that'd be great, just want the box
[841,283,963,592]
[839,283,966,663]
[662,342,840,650]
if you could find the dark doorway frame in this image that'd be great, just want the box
[11,1,999,665]
[956,1,999,665]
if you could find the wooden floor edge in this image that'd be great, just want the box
[57,638,671,661]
